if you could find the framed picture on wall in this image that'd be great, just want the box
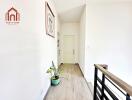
[45,2,55,38]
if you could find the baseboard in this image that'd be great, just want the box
[77,64,94,95]
[87,82,94,95]
[76,63,84,77]
[43,86,51,100]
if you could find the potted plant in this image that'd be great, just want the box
[46,61,60,86]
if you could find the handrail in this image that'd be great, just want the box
[94,64,132,96]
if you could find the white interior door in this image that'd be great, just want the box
[62,35,75,63]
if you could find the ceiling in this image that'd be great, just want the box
[53,0,86,22]
[58,5,85,23]
[53,0,132,22]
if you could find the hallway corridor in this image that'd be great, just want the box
[45,64,93,100]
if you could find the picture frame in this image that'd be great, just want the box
[45,2,55,38]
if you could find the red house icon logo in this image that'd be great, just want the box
[5,7,20,24]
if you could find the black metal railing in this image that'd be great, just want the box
[93,64,132,100]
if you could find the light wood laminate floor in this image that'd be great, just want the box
[45,64,93,100]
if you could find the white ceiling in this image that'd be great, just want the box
[53,0,86,22]
[58,6,85,22]
[53,0,132,22]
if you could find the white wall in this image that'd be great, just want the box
[36,0,58,99]
[0,0,58,100]
[57,17,61,65]
[79,7,86,74]
[84,2,132,86]
[60,23,79,63]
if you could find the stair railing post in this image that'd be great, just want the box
[126,93,131,100]
[93,65,98,100]
[100,65,108,100]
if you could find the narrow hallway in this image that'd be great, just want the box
[45,64,93,100]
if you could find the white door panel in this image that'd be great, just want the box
[62,35,75,63]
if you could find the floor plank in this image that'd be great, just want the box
[45,64,93,100]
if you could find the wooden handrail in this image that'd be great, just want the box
[94,64,132,96]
